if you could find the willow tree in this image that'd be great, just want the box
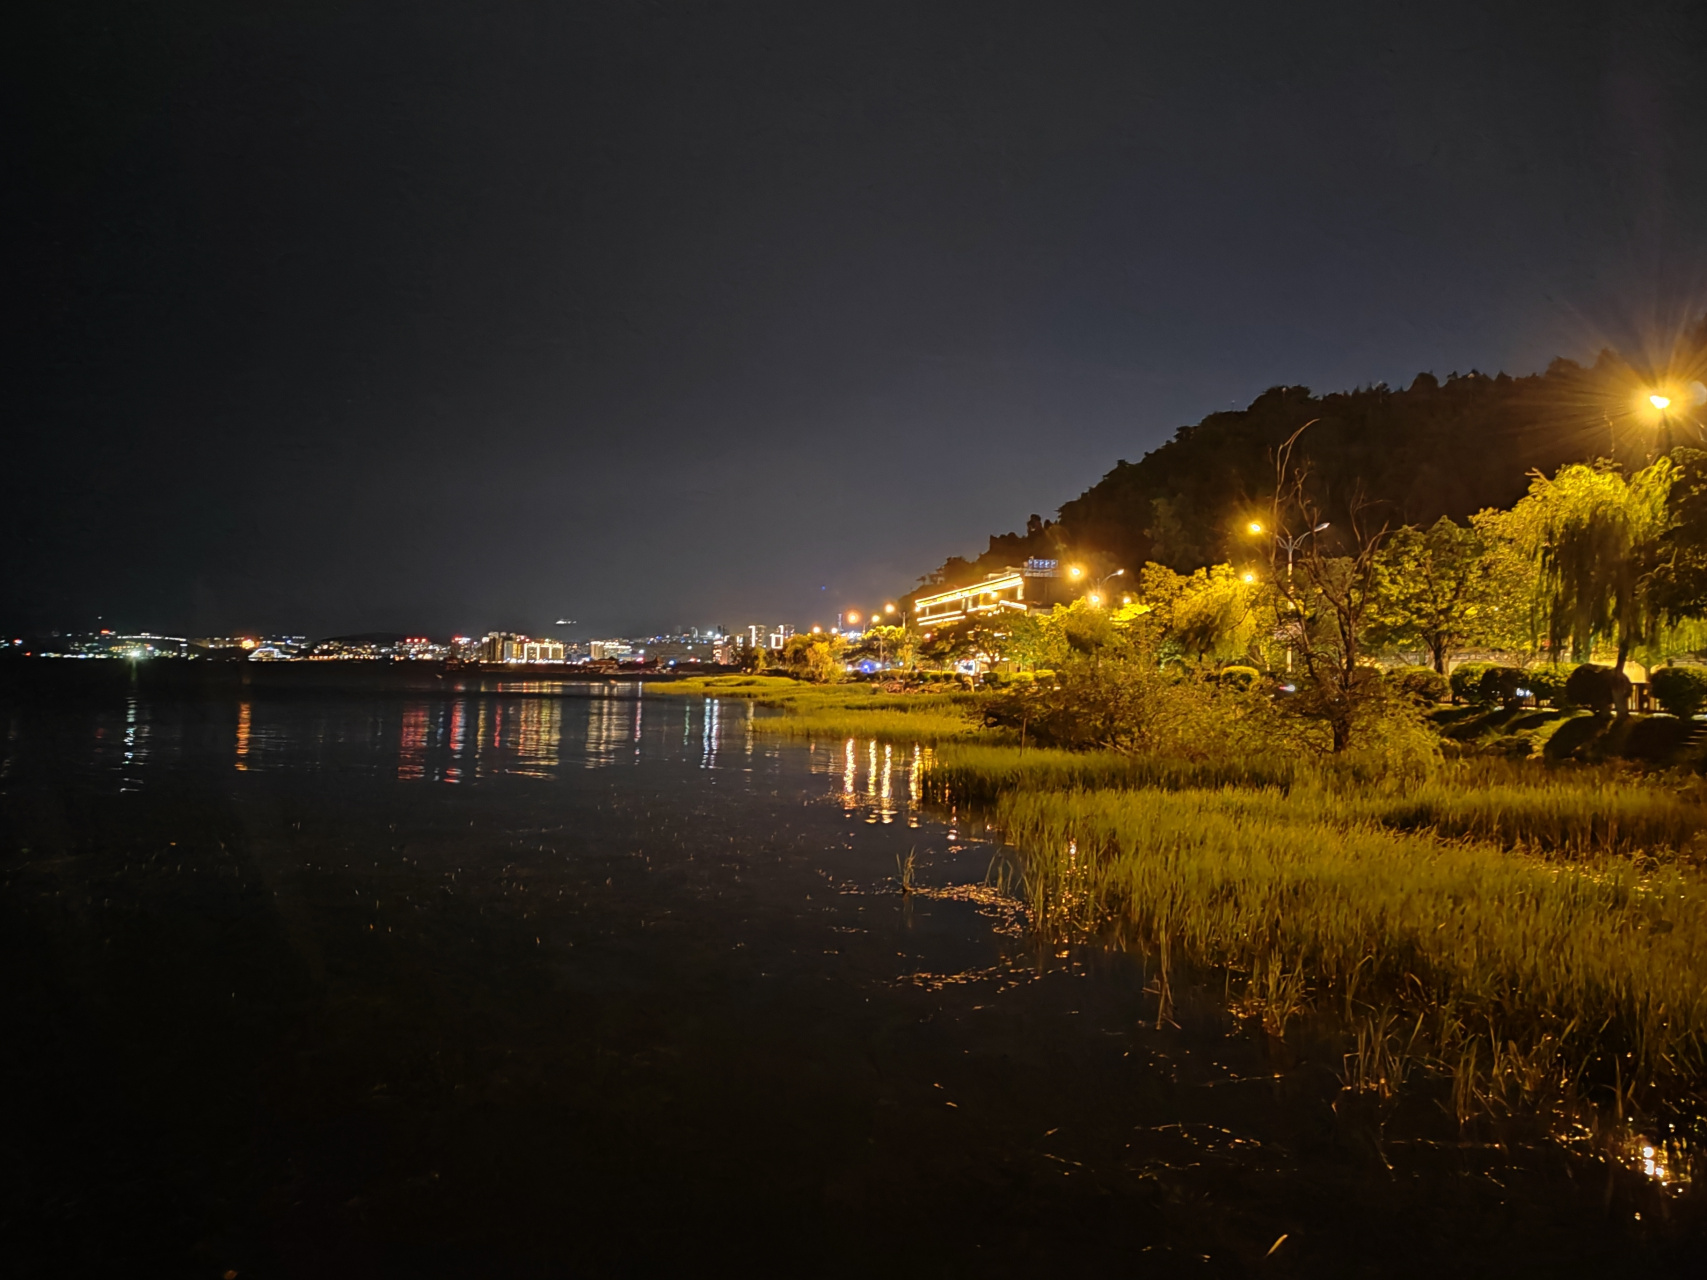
[1514,459,1673,671]
[1137,562,1262,664]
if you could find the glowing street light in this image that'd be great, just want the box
[1067,565,1084,580]
[1651,393,1673,411]
[1087,593,1102,606]
[884,602,896,614]
[1247,521,1264,535]
[846,611,860,626]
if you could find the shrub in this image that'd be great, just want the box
[1564,663,1631,715]
[1524,663,1579,708]
[1448,661,1495,703]
[1388,665,1448,704]
[1476,665,1528,709]
[1651,664,1707,719]
[1218,665,1260,691]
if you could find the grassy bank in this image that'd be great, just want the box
[663,675,1707,1111]
[649,675,990,743]
[992,782,1707,1112]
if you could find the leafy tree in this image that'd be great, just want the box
[781,633,847,683]
[1646,447,1707,624]
[1515,460,1673,670]
[1138,563,1262,663]
[847,623,914,669]
[1468,505,1549,659]
[1367,516,1495,672]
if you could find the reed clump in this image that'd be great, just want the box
[994,784,1707,1109]
[925,743,1298,800]
[928,745,1707,859]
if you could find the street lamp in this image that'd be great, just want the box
[1249,519,1329,671]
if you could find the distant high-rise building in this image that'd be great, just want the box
[521,638,564,663]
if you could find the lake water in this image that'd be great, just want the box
[1,674,1701,1276]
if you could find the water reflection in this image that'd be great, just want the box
[398,704,428,780]
[817,737,930,826]
[6,685,781,794]
[122,695,147,790]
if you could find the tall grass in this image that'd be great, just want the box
[754,706,987,743]
[925,743,1298,800]
[926,745,1707,859]
[995,785,1707,1109]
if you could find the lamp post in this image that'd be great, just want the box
[1248,520,1329,671]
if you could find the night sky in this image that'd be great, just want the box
[8,1,1707,639]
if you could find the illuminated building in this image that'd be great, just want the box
[521,638,565,662]
[482,632,564,663]
[588,640,633,661]
[912,560,1072,627]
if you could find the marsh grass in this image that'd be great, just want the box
[928,745,1707,859]
[651,675,990,742]
[994,784,1707,1112]
[926,743,1298,800]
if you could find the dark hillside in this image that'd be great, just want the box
[919,331,1707,590]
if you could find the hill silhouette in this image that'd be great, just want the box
[919,326,1707,591]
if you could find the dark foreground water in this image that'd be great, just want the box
[1,673,1702,1276]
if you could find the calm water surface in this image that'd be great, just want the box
[1,677,1701,1276]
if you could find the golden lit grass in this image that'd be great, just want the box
[650,676,989,742]
[753,707,987,743]
[996,785,1707,1106]
[925,743,1297,798]
[927,746,1707,859]
[647,675,804,697]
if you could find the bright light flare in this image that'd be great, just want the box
[1087,593,1102,606]
[1247,521,1264,535]
[1068,565,1084,579]
[846,612,860,625]
[1651,393,1673,411]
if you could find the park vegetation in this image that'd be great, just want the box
[663,343,1707,1144]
